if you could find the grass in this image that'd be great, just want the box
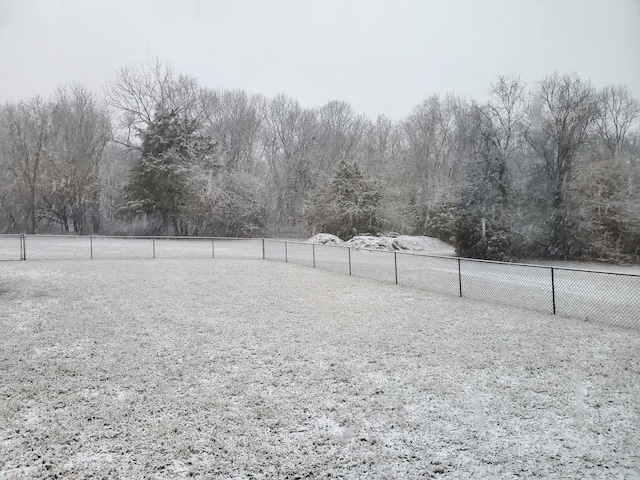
[1,258,639,478]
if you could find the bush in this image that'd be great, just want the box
[454,211,523,261]
[307,161,385,239]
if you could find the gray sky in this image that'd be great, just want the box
[1,0,639,119]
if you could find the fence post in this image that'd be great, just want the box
[285,241,288,263]
[90,236,93,260]
[457,258,462,297]
[551,267,556,315]
[312,243,316,268]
[20,233,24,261]
[394,252,398,284]
[22,233,26,261]
[152,238,156,259]
[212,238,215,259]
[348,247,352,275]
[262,238,265,260]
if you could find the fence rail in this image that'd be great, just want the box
[2,234,639,329]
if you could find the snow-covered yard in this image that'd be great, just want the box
[1,259,639,478]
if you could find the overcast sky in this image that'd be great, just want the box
[1,0,639,119]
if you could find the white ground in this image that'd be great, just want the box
[1,259,639,478]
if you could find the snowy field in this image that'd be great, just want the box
[1,258,639,478]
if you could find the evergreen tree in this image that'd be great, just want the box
[307,161,384,239]
[124,109,215,234]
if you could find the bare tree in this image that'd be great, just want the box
[403,94,459,207]
[474,76,528,208]
[202,89,264,173]
[42,84,112,233]
[527,72,600,257]
[361,114,406,176]
[594,85,640,159]
[315,100,366,173]
[261,94,318,226]
[105,58,203,148]
[0,97,51,233]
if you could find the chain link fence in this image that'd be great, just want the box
[264,239,640,329]
[2,235,639,329]
[0,234,264,261]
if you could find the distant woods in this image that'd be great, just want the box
[1,60,639,262]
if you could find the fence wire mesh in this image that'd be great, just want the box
[285,241,315,268]
[264,239,286,262]
[2,235,639,329]
[0,234,22,261]
[459,259,555,315]
[553,268,640,329]
[263,240,640,329]
[350,247,396,284]
[396,252,460,296]
[313,244,351,276]
[0,235,263,261]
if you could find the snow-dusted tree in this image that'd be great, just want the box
[0,97,51,233]
[106,59,204,149]
[446,78,529,259]
[182,167,267,237]
[526,73,599,258]
[315,100,367,174]
[307,161,383,239]
[202,89,264,174]
[594,85,640,159]
[474,76,528,209]
[576,159,640,261]
[124,109,216,234]
[41,85,111,233]
[262,94,318,228]
[403,95,457,206]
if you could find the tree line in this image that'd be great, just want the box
[1,60,639,262]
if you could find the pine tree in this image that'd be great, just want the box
[307,161,384,239]
[124,109,215,234]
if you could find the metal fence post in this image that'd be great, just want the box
[90,236,93,260]
[285,241,288,263]
[20,233,24,261]
[457,258,462,297]
[348,247,352,275]
[551,267,556,315]
[152,238,156,259]
[394,251,398,284]
[262,238,265,260]
[312,243,316,268]
[22,233,26,261]
[212,238,215,259]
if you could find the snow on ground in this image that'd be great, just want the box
[307,233,456,256]
[306,233,345,245]
[1,259,639,478]
[345,234,455,255]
